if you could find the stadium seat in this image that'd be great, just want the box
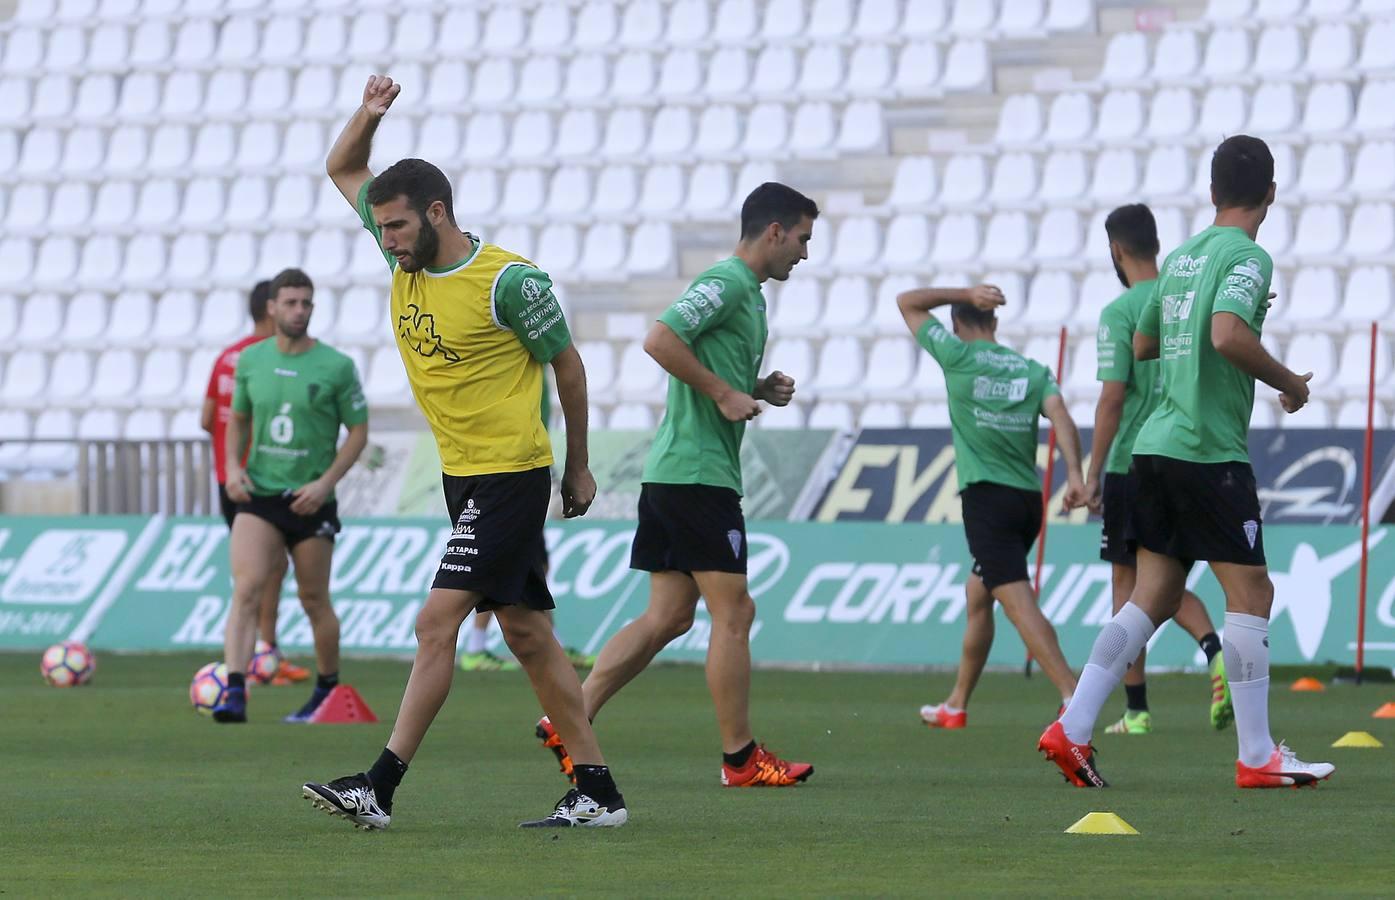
[996,94,1043,146]
[1197,85,1248,140]
[1024,271,1077,326]
[1285,267,1341,325]
[1308,24,1356,76]
[939,154,988,207]
[648,108,694,160]
[1285,334,1337,393]
[148,124,191,172]
[1254,25,1302,78]
[2,348,49,406]
[1095,90,1144,142]
[1356,80,1395,133]
[819,276,873,332]
[1146,88,1196,139]
[1297,142,1350,197]
[848,44,894,97]
[579,224,626,280]
[35,238,79,287]
[1000,0,1046,33]
[365,345,410,406]
[64,292,108,346]
[808,401,855,431]
[1073,269,1118,326]
[687,163,735,219]
[1203,28,1252,80]
[502,169,546,218]
[830,218,880,271]
[989,153,1038,205]
[912,347,951,399]
[942,41,991,93]
[591,165,638,218]
[791,102,838,156]
[882,215,932,270]
[1303,82,1354,134]
[981,212,1031,264]
[18,127,62,177]
[1141,145,1191,199]
[73,73,117,121]
[909,402,951,427]
[33,76,75,122]
[136,348,184,405]
[214,232,257,283]
[181,175,229,224]
[621,0,664,46]
[1152,30,1200,82]
[91,183,136,233]
[77,408,123,439]
[1046,0,1092,31]
[859,400,907,428]
[168,234,212,283]
[931,213,981,265]
[1090,149,1140,200]
[606,403,654,430]
[769,277,823,336]
[536,224,581,273]
[1351,141,1395,193]
[1043,92,1092,144]
[1342,266,1394,322]
[1249,82,1299,134]
[601,108,645,159]
[657,49,702,101]
[626,223,674,276]
[1100,33,1149,84]
[800,45,846,97]
[638,164,686,216]
[1336,400,1391,429]
[17,292,62,348]
[694,106,741,156]
[1038,151,1088,203]
[1292,204,1345,258]
[1358,21,1395,72]
[615,342,665,401]
[886,157,937,210]
[455,169,499,221]
[1347,203,1395,257]
[1335,331,1392,396]
[895,41,943,97]
[664,0,711,45]
[335,287,381,344]
[863,335,915,392]
[1033,209,1084,262]
[195,287,244,345]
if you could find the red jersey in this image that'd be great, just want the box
[206,334,266,484]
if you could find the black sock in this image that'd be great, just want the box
[367,748,407,809]
[1125,683,1148,713]
[316,672,339,692]
[573,764,622,806]
[723,740,757,769]
[1198,632,1222,664]
[228,672,246,690]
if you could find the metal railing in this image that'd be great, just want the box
[1,439,218,516]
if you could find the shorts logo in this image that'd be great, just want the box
[440,562,472,573]
[456,499,480,526]
[452,524,475,540]
[1243,519,1259,549]
[727,529,742,558]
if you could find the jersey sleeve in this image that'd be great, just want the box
[1095,303,1132,384]
[205,353,222,400]
[231,351,252,416]
[914,315,972,371]
[355,178,398,271]
[1137,282,1161,338]
[657,275,739,345]
[336,357,369,428]
[1213,247,1272,330]
[493,265,573,363]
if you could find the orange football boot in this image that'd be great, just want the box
[271,659,311,686]
[721,744,813,787]
[535,716,576,784]
[1037,721,1108,787]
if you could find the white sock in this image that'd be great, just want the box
[1224,611,1276,767]
[1060,602,1156,744]
[465,620,489,654]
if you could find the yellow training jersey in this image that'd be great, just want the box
[358,181,573,477]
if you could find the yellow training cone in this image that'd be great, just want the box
[1065,812,1139,835]
[1331,731,1384,748]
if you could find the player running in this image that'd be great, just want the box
[537,183,817,789]
[303,75,626,830]
[216,268,369,724]
[1042,135,1334,789]
[202,279,310,686]
[896,285,1084,729]
[1086,204,1231,736]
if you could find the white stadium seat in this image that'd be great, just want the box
[1347,203,1395,257]
[1254,25,1302,78]
[1095,90,1144,142]
[1151,30,1200,81]
[819,276,873,332]
[1203,28,1252,80]
[1038,151,1088,203]
[1100,32,1148,84]
[886,157,937,210]
[939,154,987,207]
[1342,267,1394,322]
[1303,82,1354,135]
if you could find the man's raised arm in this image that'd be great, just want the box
[326,75,401,206]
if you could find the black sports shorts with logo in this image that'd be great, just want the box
[433,466,554,612]
[630,482,748,576]
[959,481,1042,591]
[1099,468,1142,565]
[1133,454,1266,568]
[219,484,238,529]
[236,491,341,549]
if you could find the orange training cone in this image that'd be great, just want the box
[1373,702,1395,719]
[308,685,379,724]
[1290,677,1325,692]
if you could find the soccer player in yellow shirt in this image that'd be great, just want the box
[302,75,626,829]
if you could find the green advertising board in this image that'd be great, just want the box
[2,516,1389,673]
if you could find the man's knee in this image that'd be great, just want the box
[653,603,697,643]
[499,611,552,662]
[415,606,461,652]
[710,592,755,634]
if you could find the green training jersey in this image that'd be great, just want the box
[642,257,767,494]
[917,316,1060,493]
[1096,280,1162,476]
[232,339,368,498]
[1134,226,1272,465]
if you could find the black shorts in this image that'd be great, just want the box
[219,484,237,529]
[236,492,341,549]
[960,482,1042,591]
[630,483,747,575]
[1100,469,1140,566]
[433,466,554,612]
[1133,454,1265,568]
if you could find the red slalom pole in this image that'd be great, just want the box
[1026,325,1070,678]
[1356,321,1377,685]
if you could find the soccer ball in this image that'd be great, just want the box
[41,641,95,687]
[190,662,231,715]
[249,640,282,684]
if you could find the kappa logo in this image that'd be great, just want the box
[1243,519,1259,549]
[397,304,461,363]
[727,529,743,558]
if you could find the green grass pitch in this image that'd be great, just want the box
[10,652,1393,897]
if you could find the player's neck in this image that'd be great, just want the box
[431,230,476,270]
[732,245,768,282]
[275,333,315,355]
[959,327,995,344]
[1212,207,1263,240]
[1121,258,1158,287]
[252,321,276,338]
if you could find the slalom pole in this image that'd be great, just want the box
[1356,321,1377,685]
[1026,325,1070,678]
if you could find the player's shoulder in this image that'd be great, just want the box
[688,257,757,298]
[312,340,355,366]
[233,337,273,365]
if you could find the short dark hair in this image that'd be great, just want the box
[269,268,313,300]
[1211,135,1274,210]
[248,279,271,323]
[366,158,456,224]
[740,182,819,240]
[1104,204,1160,259]
[951,303,995,331]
